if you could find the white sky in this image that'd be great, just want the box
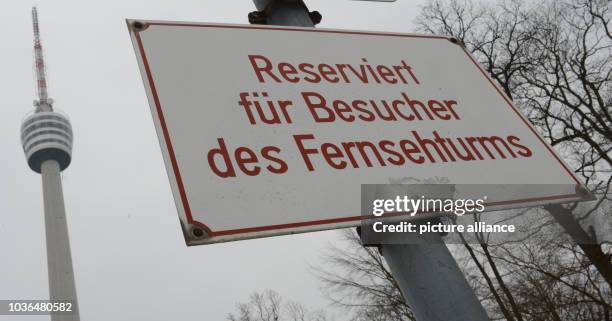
[0,1,427,320]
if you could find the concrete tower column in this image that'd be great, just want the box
[41,159,79,321]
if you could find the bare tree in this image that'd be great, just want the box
[317,1,611,321]
[315,230,415,321]
[416,0,611,285]
[492,237,612,321]
[228,290,331,321]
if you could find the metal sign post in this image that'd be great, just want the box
[248,1,490,320]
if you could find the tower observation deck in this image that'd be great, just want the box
[21,110,73,173]
[21,7,73,173]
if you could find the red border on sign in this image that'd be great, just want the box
[134,23,582,237]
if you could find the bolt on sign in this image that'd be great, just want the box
[127,21,591,245]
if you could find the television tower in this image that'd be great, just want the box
[21,7,80,321]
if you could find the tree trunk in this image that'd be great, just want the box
[544,204,612,287]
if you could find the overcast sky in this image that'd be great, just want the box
[0,1,427,320]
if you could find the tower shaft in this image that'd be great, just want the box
[41,160,80,321]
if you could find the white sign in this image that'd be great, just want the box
[128,21,588,245]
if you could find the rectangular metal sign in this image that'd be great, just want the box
[127,21,589,245]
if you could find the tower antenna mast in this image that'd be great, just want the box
[32,7,52,111]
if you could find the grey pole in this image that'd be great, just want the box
[365,183,490,320]
[248,2,490,320]
[41,160,80,321]
[379,232,490,321]
[251,0,317,27]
